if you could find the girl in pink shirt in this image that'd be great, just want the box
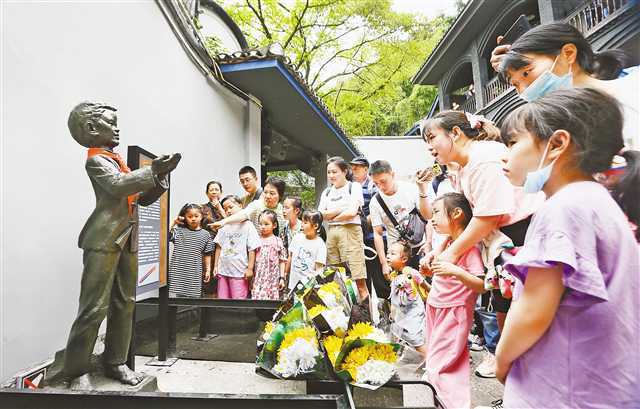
[421,192,485,409]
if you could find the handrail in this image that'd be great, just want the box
[460,95,476,113]
[483,75,512,106]
[566,0,631,36]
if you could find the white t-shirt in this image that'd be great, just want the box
[288,235,327,289]
[370,181,424,248]
[318,182,364,225]
[213,220,261,278]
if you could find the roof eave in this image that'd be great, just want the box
[411,0,488,85]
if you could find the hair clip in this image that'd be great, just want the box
[465,112,486,129]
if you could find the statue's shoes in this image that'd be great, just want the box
[103,364,144,386]
[69,374,93,390]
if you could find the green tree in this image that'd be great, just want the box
[218,0,452,136]
[268,169,316,209]
[329,14,449,136]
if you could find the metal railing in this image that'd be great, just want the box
[460,95,477,113]
[566,0,630,35]
[483,75,512,106]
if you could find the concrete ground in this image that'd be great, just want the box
[134,314,504,408]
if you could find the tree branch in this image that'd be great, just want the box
[362,58,405,99]
[282,0,310,50]
[246,0,272,40]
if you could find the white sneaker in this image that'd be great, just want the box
[475,352,496,378]
[474,399,503,409]
[468,334,485,351]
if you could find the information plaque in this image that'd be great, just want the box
[127,146,169,297]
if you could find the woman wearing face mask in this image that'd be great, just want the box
[490,22,638,148]
[420,111,544,378]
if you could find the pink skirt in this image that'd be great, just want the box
[425,303,474,409]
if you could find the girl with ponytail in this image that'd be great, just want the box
[421,110,544,378]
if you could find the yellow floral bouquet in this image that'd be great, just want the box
[303,281,350,338]
[256,302,329,379]
[325,322,400,389]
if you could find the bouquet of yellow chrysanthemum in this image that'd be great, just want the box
[256,302,329,379]
[330,322,400,389]
[303,283,350,337]
[317,265,358,307]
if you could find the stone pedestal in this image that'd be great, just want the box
[43,351,158,393]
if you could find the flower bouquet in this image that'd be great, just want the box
[304,288,350,338]
[318,265,358,307]
[328,322,401,389]
[256,302,329,379]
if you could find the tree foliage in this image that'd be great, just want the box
[268,169,316,209]
[217,0,453,136]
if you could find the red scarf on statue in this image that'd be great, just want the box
[87,148,139,216]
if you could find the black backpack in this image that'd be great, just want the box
[374,193,426,247]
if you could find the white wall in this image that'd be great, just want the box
[1,1,259,380]
[354,136,433,182]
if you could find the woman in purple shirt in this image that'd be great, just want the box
[498,87,639,408]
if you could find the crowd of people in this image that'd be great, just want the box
[164,22,638,409]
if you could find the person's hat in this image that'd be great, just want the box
[350,155,369,167]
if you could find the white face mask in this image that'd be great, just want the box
[523,140,556,193]
[520,56,573,102]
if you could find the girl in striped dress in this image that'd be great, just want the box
[168,204,214,298]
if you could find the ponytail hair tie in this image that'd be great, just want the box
[465,112,486,130]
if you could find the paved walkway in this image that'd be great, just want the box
[135,320,504,408]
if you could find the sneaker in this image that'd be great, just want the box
[468,334,485,351]
[475,352,496,378]
[474,399,503,409]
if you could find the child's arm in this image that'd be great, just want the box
[495,265,564,384]
[278,259,287,290]
[244,249,256,279]
[438,215,502,263]
[430,260,485,293]
[314,262,325,273]
[170,215,184,229]
[212,247,221,277]
[210,208,249,230]
[418,278,431,294]
[406,268,431,296]
[203,254,212,283]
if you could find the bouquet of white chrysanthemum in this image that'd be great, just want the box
[256,302,329,380]
[301,267,357,338]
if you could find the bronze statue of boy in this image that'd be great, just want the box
[64,102,181,389]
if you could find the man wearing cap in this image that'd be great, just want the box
[350,156,390,299]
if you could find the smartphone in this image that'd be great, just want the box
[501,15,531,45]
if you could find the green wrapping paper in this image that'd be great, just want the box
[256,302,329,380]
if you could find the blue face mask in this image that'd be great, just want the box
[520,57,573,102]
[523,141,556,193]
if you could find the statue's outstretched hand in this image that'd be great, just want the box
[152,153,182,176]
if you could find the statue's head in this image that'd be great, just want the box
[68,102,119,148]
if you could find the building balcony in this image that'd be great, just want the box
[567,0,633,36]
